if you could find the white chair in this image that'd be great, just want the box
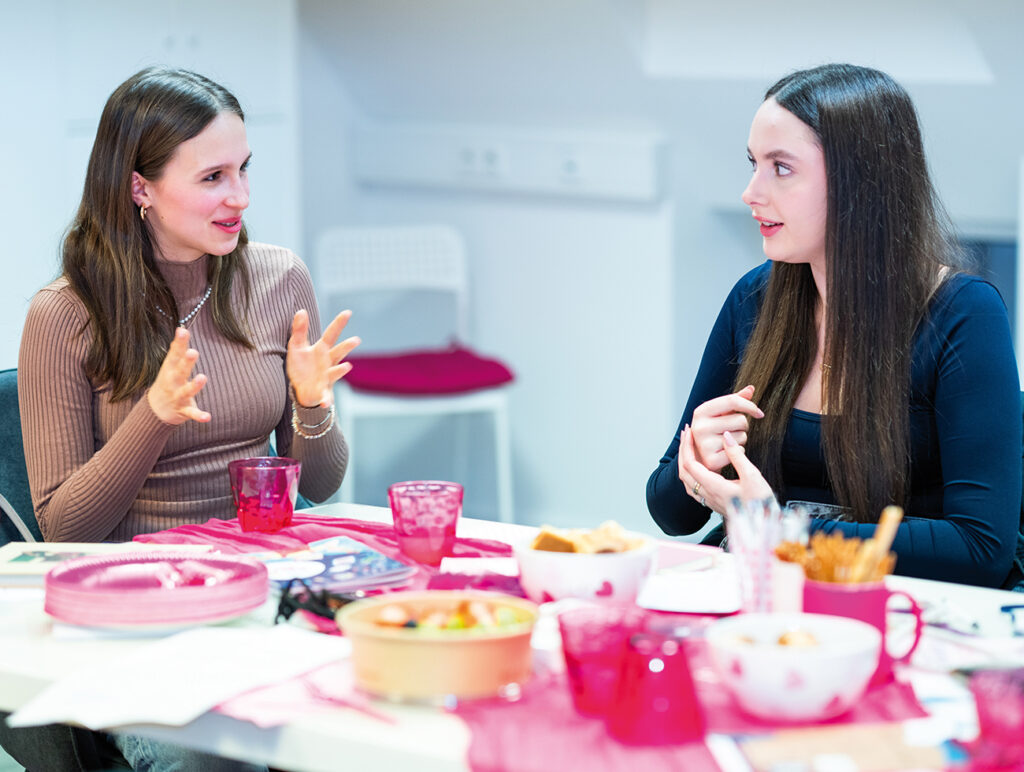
[313,225,516,524]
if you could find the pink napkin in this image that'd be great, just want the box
[215,660,395,727]
[134,514,512,565]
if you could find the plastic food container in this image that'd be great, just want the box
[337,590,538,701]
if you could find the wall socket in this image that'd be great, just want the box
[353,124,664,203]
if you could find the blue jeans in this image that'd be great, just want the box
[111,733,267,772]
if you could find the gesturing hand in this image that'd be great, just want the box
[689,384,764,472]
[147,328,211,426]
[286,309,361,408]
[678,426,774,515]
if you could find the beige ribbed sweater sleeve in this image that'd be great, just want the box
[18,243,348,542]
[271,248,349,503]
[18,285,177,541]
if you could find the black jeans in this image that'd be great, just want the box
[0,713,129,771]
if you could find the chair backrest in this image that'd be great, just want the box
[314,225,470,342]
[0,368,43,544]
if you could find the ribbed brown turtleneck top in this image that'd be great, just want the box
[18,243,348,542]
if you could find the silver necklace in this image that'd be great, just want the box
[156,285,212,327]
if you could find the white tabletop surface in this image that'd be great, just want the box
[2,503,1023,772]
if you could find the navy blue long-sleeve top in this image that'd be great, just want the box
[647,262,1021,587]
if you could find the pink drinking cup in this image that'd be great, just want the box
[228,457,301,533]
[606,631,705,745]
[802,579,924,685]
[557,604,647,716]
[387,481,463,567]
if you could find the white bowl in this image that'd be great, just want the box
[513,534,656,604]
[705,612,882,722]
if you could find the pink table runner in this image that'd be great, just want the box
[455,638,926,772]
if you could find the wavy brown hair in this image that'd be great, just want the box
[62,67,252,402]
[734,63,967,523]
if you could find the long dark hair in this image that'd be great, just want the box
[734,63,967,522]
[62,67,252,402]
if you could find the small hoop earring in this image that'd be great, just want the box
[139,205,147,222]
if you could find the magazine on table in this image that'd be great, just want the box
[258,536,416,593]
[0,542,213,587]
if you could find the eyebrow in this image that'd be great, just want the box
[747,148,800,162]
[197,152,252,177]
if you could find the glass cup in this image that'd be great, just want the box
[606,631,705,745]
[387,481,463,567]
[967,668,1024,769]
[228,457,301,533]
[802,578,924,684]
[557,603,647,716]
[725,497,783,613]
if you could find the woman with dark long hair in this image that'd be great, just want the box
[647,63,1021,588]
[8,67,359,770]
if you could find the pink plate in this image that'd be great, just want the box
[44,552,268,628]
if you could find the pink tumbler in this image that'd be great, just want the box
[228,457,301,533]
[607,632,705,745]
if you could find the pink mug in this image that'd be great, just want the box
[803,579,924,685]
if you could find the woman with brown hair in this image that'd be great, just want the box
[647,63,1021,588]
[19,67,358,544]
[7,66,359,770]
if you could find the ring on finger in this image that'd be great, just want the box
[700,497,707,508]
[692,481,702,497]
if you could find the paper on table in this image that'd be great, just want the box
[438,556,519,576]
[637,562,742,614]
[7,625,350,730]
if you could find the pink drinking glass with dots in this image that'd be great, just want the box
[387,481,463,566]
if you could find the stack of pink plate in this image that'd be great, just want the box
[44,553,268,629]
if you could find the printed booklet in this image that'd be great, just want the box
[259,536,416,593]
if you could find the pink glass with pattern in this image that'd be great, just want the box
[387,481,463,566]
[228,457,301,533]
[557,604,647,716]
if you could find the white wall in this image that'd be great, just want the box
[0,5,66,370]
[293,0,1024,534]
[0,0,302,369]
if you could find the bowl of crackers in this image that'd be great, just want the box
[705,612,882,722]
[513,521,656,604]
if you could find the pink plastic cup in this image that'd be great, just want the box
[557,604,647,716]
[802,579,924,685]
[228,457,301,533]
[607,632,705,745]
[967,668,1024,768]
[387,481,463,567]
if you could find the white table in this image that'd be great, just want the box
[1,503,1022,772]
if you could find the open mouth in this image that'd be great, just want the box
[213,219,242,233]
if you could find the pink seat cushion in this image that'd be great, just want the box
[344,344,514,396]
